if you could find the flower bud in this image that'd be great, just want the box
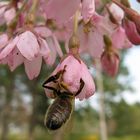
[123,18,140,45]
[101,50,120,77]
[102,35,120,77]
[113,0,140,34]
[69,34,80,55]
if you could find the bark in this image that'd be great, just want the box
[1,73,14,140]
[28,80,38,140]
[95,59,108,140]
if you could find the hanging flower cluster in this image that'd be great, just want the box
[0,0,140,100]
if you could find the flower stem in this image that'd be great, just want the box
[30,0,39,15]
[73,11,79,35]
[26,0,39,24]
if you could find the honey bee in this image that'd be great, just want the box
[42,67,84,130]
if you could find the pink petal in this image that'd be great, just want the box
[38,38,51,64]
[0,57,7,64]
[112,26,133,49]
[24,56,42,80]
[79,25,104,58]
[0,2,7,15]
[101,51,120,77]
[54,29,71,42]
[17,31,40,61]
[65,40,69,53]
[0,36,19,60]
[34,26,52,38]
[46,0,80,23]
[54,19,73,42]
[123,19,140,45]
[76,61,95,100]
[46,37,57,65]
[7,48,24,71]
[78,24,89,53]
[58,55,83,93]
[52,35,63,57]
[0,33,8,48]
[4,8,16,25]
[109,3,124,23]
[88,31,104,58]
[82,0,95,23]
[112,27,125,49]
[39,38,50,56]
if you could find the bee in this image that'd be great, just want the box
[42,67,84,130]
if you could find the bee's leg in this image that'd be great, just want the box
[42,65,67,86]
[75,78,85,96]
[42,72,62,87]
[42,84,59,98]
[42,84,57,93]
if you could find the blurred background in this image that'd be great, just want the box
[0,0,140,140]
[1,46,140,140]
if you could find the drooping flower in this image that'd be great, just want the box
[111,26,132,49]
[45,0,95,24]
[101,50,120,77]
[78,14,104,58]
[0,1,16,26]
[122,18,140,45]
[108,3,124,24]
[101,35,120,77]
[112,0,140,45]
[0,27,63,79]
[45,0,81,24]
[81,0,95,23]
[43,55,95,101]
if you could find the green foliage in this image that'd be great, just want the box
[109,135,140,140]
[107,99,140,136]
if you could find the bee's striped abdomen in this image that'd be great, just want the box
[45,97,73,130]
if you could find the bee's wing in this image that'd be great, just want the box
[62,98,75,133]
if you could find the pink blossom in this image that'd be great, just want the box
[45,0,81,24]
[0,1,8,25]
[4,7,16,25]
[111,26,132,49]
[112,0,140,45]
[16,31,40,61]
[45,0,95,24]
[123,18,140,45]
[24,55,42,80]
[0,1,16,25]
[0,33,9,48]
[43,55,95,101]
[78,14,104,58]
[34,26,63,58]
[101,50,120,77]
[54,19,73,43]
[0,27,63,79]
[82,0,95,23]
[108,3,124,24]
